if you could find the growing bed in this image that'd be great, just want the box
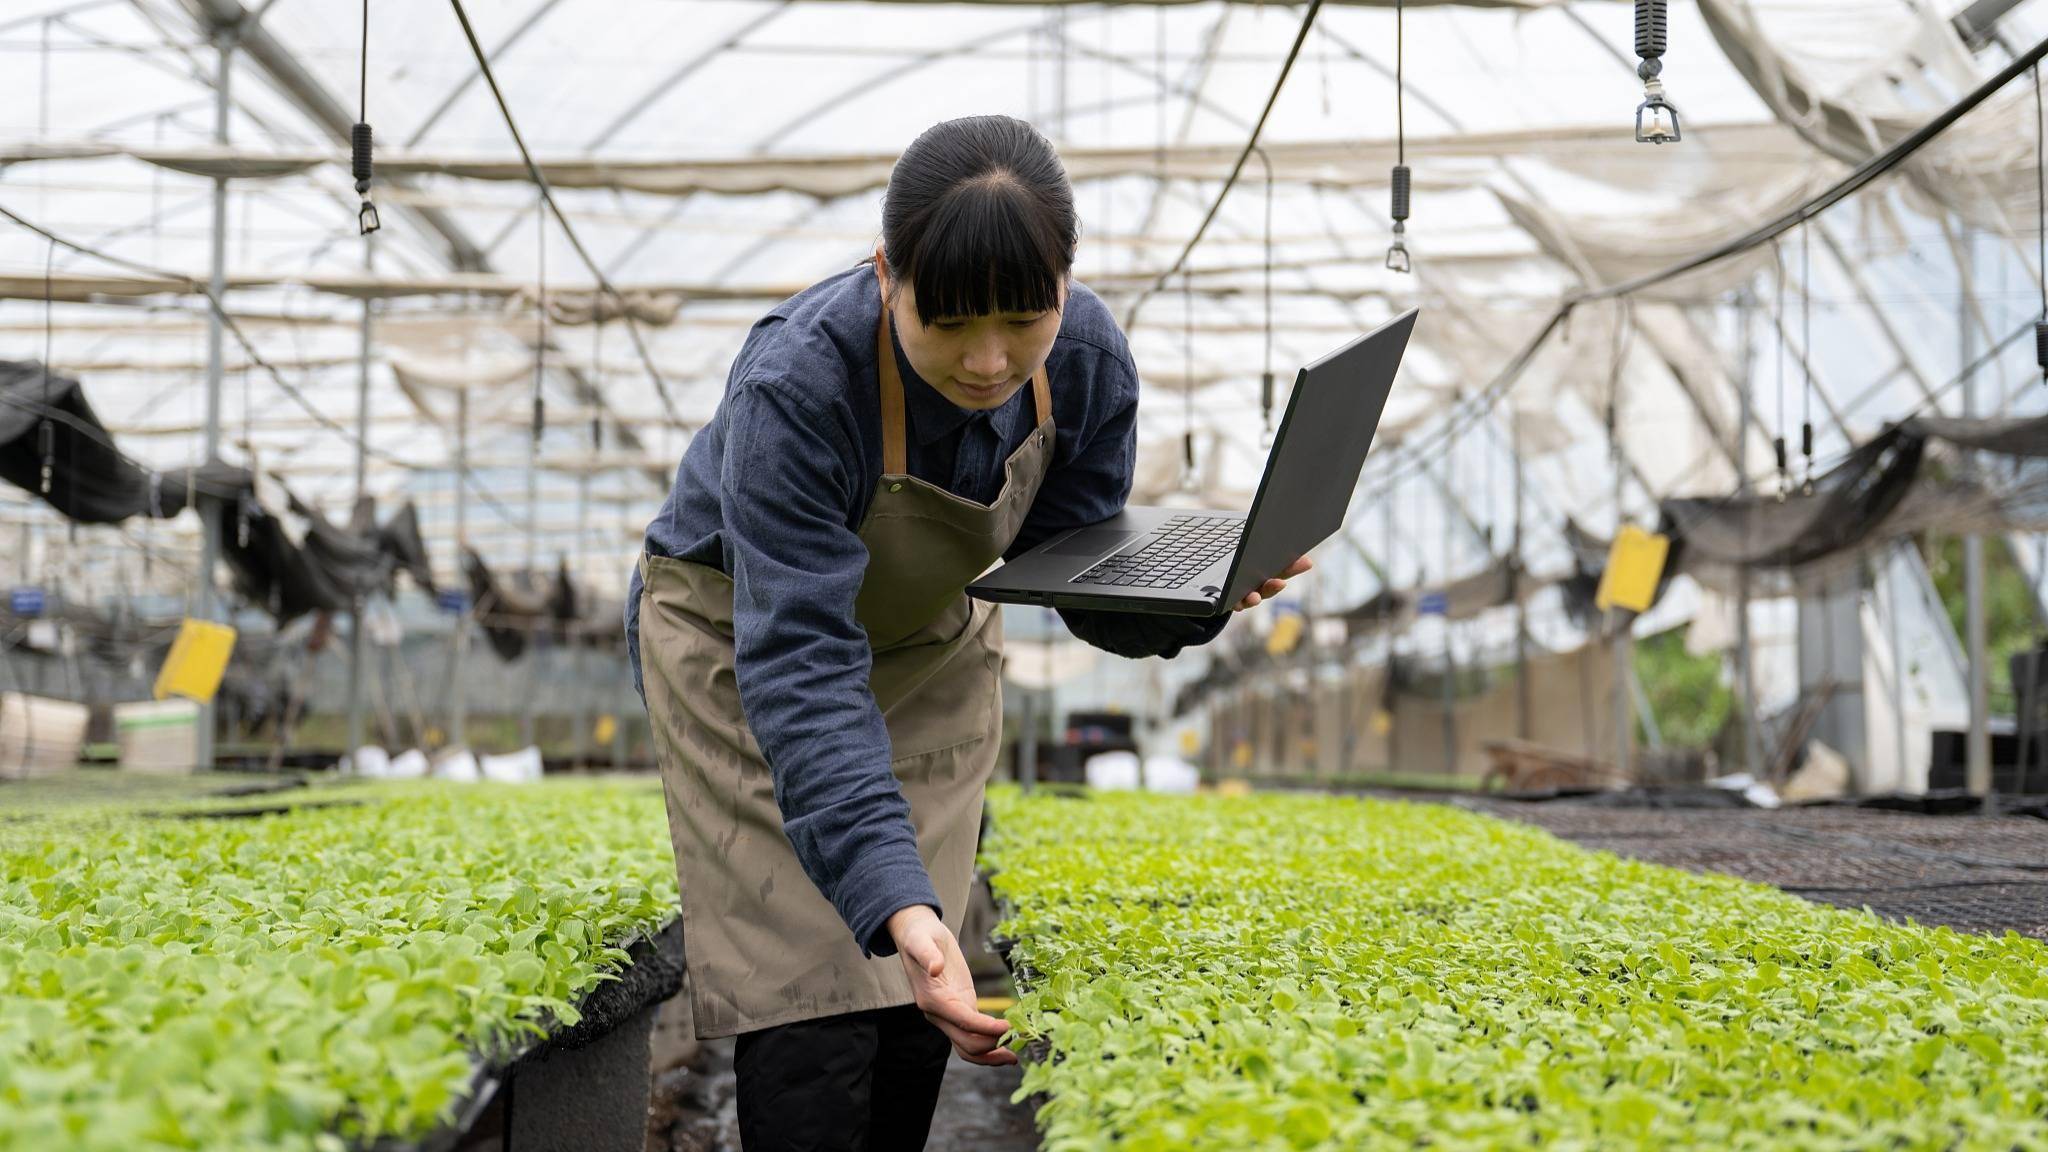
[0,775,678,1151]
[984,788,2048,1151]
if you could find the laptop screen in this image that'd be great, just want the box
[1222,309,1417,607]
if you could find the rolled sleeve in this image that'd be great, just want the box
[721,378,938,957]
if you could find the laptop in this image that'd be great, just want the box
[968,307,1416,617]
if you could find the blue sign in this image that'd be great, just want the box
[435,589,468,615]
[10,587,45,617]
[1417,592,1449,617]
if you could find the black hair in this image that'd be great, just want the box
[880,115,1078,327]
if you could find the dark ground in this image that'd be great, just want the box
[643,871,1041,1152]
[1457,794,2048,939]
[645,1036,1037,1152]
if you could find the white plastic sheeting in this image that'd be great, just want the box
[2,0,2045,752]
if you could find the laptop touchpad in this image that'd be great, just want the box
[1048,528,1139,557]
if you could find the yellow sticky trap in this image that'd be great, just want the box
[1217,778,1252,798]
[1265,611,1305,656]
[1371,709,1394,737]
[153,619,236,704]
[593,714,618,746]
[976,996,1017,1014]
[1595,525,1671,614]
[1178,729,1201,757]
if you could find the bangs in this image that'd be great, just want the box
[898,176,1070,325]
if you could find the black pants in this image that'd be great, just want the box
[733,1004,952,1151]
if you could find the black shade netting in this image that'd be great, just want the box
[1660,428,1925,573]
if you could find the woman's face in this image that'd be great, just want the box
[880,251,1066,412]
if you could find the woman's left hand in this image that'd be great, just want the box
[1233,555,1312,611]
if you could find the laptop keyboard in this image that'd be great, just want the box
[1071,514,1243,589]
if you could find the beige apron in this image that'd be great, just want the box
[639,264,1055,1038]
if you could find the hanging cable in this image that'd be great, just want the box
[1154,6,1167,184]
[1261,152,1276,447]
[236,361,252,548]
[533,188,547,447]
[1182,268,1196,491]
[1386,0,1412,274]
[592,318,606,454]
[1101,10,1114,275]
[2035,63,2046,381]
[352,0,380,234]
[1483,413,1496,551]
[1633,0,1680,144]
[1800,219,1815,494]
[0,199,530,529]
[39,237,55,497]
[447,0,683,429]
[1123,0,1325,328]
[1772,239,1789,501]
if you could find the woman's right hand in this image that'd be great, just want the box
[887,905,1018,1066]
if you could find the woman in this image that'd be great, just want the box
[628,114,1308,1150]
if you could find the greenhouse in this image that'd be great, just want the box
[3,0,2048,1148]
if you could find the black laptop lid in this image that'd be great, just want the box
[1222,308,1417,607]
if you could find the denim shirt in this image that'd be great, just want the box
[627,262,1225,956]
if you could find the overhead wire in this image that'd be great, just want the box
[1385,0,1411,274]
[1182,268,1196,489]
[1801,219,1814,493]
[0,197,524,528]
[1122,0,1325,329]
[445,0,685,430]
[1577,30,2048,304]
[2036,61,2047,380]
[1261,150,1275,446]
[1350,29,2048,511]
[1773,239,1789,497]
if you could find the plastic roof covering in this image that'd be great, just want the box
[1,0,2046,681]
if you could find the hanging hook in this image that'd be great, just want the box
[1386,165,1412,274]
[1634,0,1681,144]
[353,0,380,234]
[353,123,380,235]
[1386,0,1413,273]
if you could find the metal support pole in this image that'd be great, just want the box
[1019,686,1038,792]
[196,28,233,773]
[1613,610,1634,776]
[573,466,591,770]
[1885,546,1909,787]
[344,239,374,760]
[522,203,544,752]
[521,409,539,752]
[1961,231,1992,799]
[450,389,471,751]
[1512,411,1531,739]
[1439,476,1456,777]
[614,475,632,771]
[1735,291,1763,778]
[1610,454,1633,779]
[1384,483,1400,772]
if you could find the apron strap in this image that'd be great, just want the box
[873,262,911,475]
[873,261,1053,476]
